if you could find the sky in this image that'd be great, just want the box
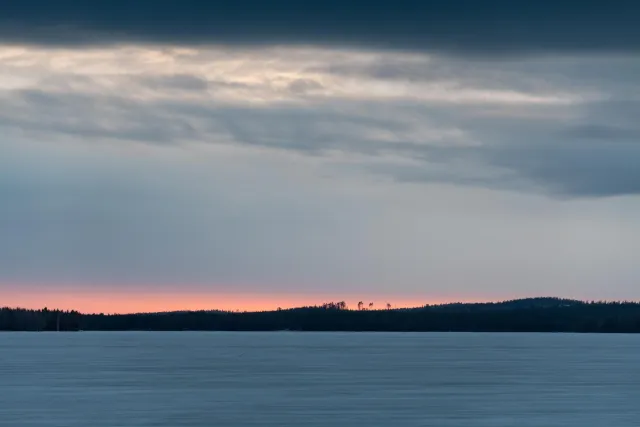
[2,1,640,313]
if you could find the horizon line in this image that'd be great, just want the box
[4,296,638,316]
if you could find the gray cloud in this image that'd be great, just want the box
[0,89,199,144]
[1,46,639,200]
[482,140,640,198]
[435,97,640,198]
[134,74,210,92]
[564,124,640,141]
[287,78,324,95]
[0,1,639,55]
[6,84,640,199]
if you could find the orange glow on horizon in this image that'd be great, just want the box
[0,287,481,314]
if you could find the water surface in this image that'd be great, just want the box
[1,332,638,426]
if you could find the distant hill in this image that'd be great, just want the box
[2,297,639,332]
[409,297,586,311]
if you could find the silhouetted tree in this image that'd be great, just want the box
[3,298,640,333]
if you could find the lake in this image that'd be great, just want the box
[1,332,638,426]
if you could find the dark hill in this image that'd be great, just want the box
[2,297,639,332]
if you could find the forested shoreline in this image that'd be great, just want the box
[2,298,640,333]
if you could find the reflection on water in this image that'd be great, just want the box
[1,332,638,426]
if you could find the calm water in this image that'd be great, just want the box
[1,332,638,426]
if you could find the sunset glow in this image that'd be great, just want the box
[1,286,483,314]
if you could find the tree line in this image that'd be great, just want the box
[2,298,640,332]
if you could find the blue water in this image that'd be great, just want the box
[1,332,638,426]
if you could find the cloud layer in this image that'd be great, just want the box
[1,45,639,197]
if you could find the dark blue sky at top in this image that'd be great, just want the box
[0,0,638,54]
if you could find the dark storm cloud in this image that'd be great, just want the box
[1,0,639,54]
